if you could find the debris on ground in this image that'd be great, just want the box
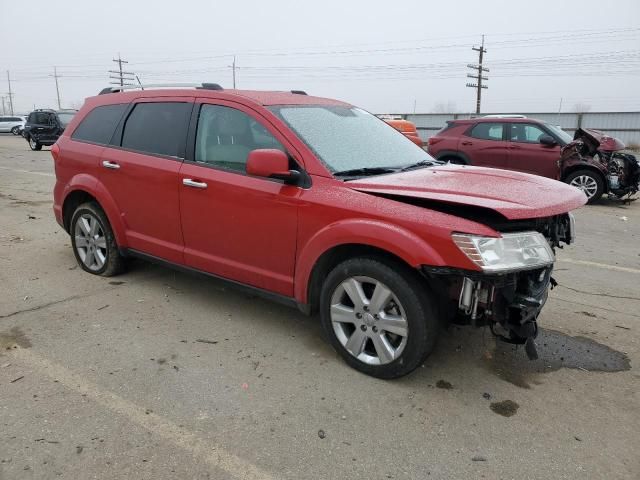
[436,380,453,389]
[482,392,491,400]
[472,455,487,462]
[195,339,218,344]
[490,400,519,417]
[318,429,326,439]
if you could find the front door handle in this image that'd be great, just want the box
[102,160,120,170]
[182,178,208,189]
[461,141,473,146]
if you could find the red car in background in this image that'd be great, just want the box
[428,116,639,203]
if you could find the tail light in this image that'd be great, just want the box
[51,143,60,162]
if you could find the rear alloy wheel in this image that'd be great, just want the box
[28,136,42,151]
[320,257,439,379]
[11,126,20,135]
[70,202,125,276]
[566,169,604,203]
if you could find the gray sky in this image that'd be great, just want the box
[1,0,639,114]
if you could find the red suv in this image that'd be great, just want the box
[52,85,585,378]
[427,116,640,203]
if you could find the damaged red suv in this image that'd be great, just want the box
[52,85,586,378]
[428,116,640,203]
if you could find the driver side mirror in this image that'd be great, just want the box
[539,134,557,146]
[246,149,301,185]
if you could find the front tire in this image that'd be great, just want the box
[28,136,42,151]
[70,202,126,276]
[320,257,439,379]
[565,169,604,203]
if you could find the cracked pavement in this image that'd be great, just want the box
[0,134,639,479]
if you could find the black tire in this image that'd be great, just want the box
[70,202,126,276]
[319,257,439,379]
[565,169,604,203]
[27,136,42,151]
[11,126,20,135]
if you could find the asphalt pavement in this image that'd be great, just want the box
[1,133,638,479]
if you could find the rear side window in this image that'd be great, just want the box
[121,102,191,158]
[469,122,503,141]
[72,104,127,145]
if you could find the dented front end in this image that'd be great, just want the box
[423,213,575,360]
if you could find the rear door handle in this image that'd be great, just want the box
[102,160,120,170]
[182,178,208,189]
[461,141,473,146]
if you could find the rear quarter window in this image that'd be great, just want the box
[71,104,128,145]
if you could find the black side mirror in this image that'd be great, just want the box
[539,134,557,146]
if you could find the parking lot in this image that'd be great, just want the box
[0,133,638,479]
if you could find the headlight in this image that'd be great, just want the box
[452,231,554,273]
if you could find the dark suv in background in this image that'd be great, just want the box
[427,116,639,202]
[23,109,76,150]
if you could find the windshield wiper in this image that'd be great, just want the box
[400,160,442,172]
[333,167,399,178]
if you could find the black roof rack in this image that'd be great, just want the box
[99,83,224,95]
[291,90,307,95]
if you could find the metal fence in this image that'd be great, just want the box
[387,112,640,146]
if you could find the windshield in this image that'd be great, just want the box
[269,105,434,175]
[545,123,573,145]
[57,112,75,126]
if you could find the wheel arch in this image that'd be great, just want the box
[561,164,608,192]
[295,219,444,311]
[61,176,126,245]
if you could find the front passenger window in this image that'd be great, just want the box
[195,105,285,173]
[469,122,503,141]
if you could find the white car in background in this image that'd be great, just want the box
[0,116,26,135]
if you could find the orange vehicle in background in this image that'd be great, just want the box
[385,119,423,147]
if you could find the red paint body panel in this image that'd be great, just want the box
[348,165,587,220]
[53,89,585,308]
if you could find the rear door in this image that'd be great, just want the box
[178,99,300,296]
[506,123,561,179]
[461,122,508,168]
[99,97,193,264]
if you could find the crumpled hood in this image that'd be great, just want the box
[563,128,625,155]
[348,165,586,220]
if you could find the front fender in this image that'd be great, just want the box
[294,218,445,303]
[60,174,127,247]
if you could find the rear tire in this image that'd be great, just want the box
[70,202,126,276]
[565,169,604,203]
[319,257,439,379]
[11,126,20,135]
[28,136,42,151]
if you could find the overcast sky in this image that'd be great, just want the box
[1,0,639,114]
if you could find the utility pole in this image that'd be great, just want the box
[52,67,62,109]
[1,96,5,115]
[109,54,135,88]
[466,35,488,115]
[6,71,14,115]
[232,55,237,89]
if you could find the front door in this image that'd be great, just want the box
[98,98,193,264]
[179,101,300,296]
[506,123,561,179]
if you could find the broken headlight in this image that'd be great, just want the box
[452,231,554,273]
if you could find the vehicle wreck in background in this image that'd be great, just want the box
[562,128,639,202]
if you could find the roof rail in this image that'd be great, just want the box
[482,114,527,118]
[99,83,223,95]
[291,90,307,95]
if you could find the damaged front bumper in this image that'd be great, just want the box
[422,265,554,359]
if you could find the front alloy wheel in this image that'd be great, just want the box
[320,257,439,379]
[330,276,408,365]
[566,169,604,203]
